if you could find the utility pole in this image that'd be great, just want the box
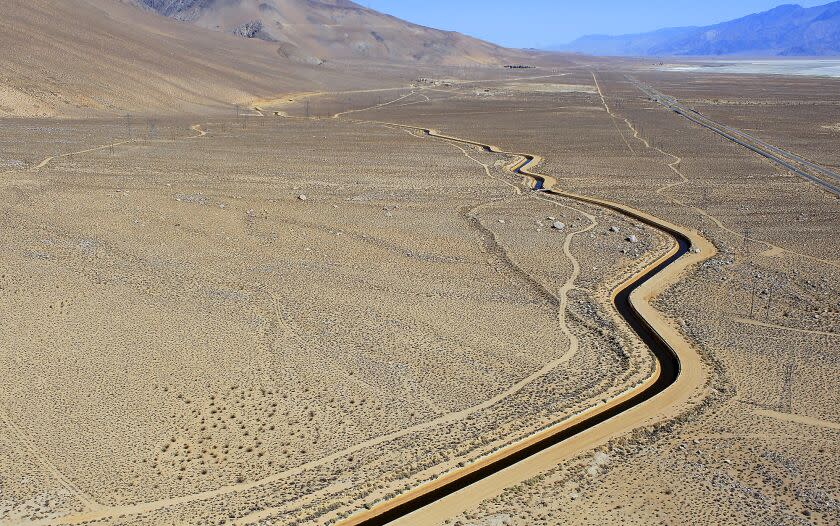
[766,284,775,319]
[780,361,795,413]
[305,99,310,118]
[742,228,752,257]
[124,113,133,140]
[717,278,728,338]
[749,276,759,318]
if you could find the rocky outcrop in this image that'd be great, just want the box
[133,0,212,21]
[127,0,518,65]
[232,20,264,39]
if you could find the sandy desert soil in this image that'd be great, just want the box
[362,69,838,526]
[0,85,678,524]
[1,31,838,525]
[634,70,840,178]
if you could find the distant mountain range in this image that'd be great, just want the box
[553,2,840,56]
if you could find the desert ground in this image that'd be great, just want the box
[365,68,838,525]
[1,72,673,525]
[1,22,838,526]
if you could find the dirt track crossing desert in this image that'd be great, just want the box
[1,3,839,525]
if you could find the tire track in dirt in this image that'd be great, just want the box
[735,317,839,338]
[0,410,103,511]
[440,138,598,367]
[592,72,635,155]
[1,120,212,516]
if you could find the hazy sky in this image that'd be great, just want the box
[361,0,830,48]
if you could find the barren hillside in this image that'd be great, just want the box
[0,0,371,117]
[128,0,519,65]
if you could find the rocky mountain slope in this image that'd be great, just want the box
[0,0,392,117]
[555,2,840,56]
[128,0,516,65]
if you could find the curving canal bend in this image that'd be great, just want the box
[337,126,695,526]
